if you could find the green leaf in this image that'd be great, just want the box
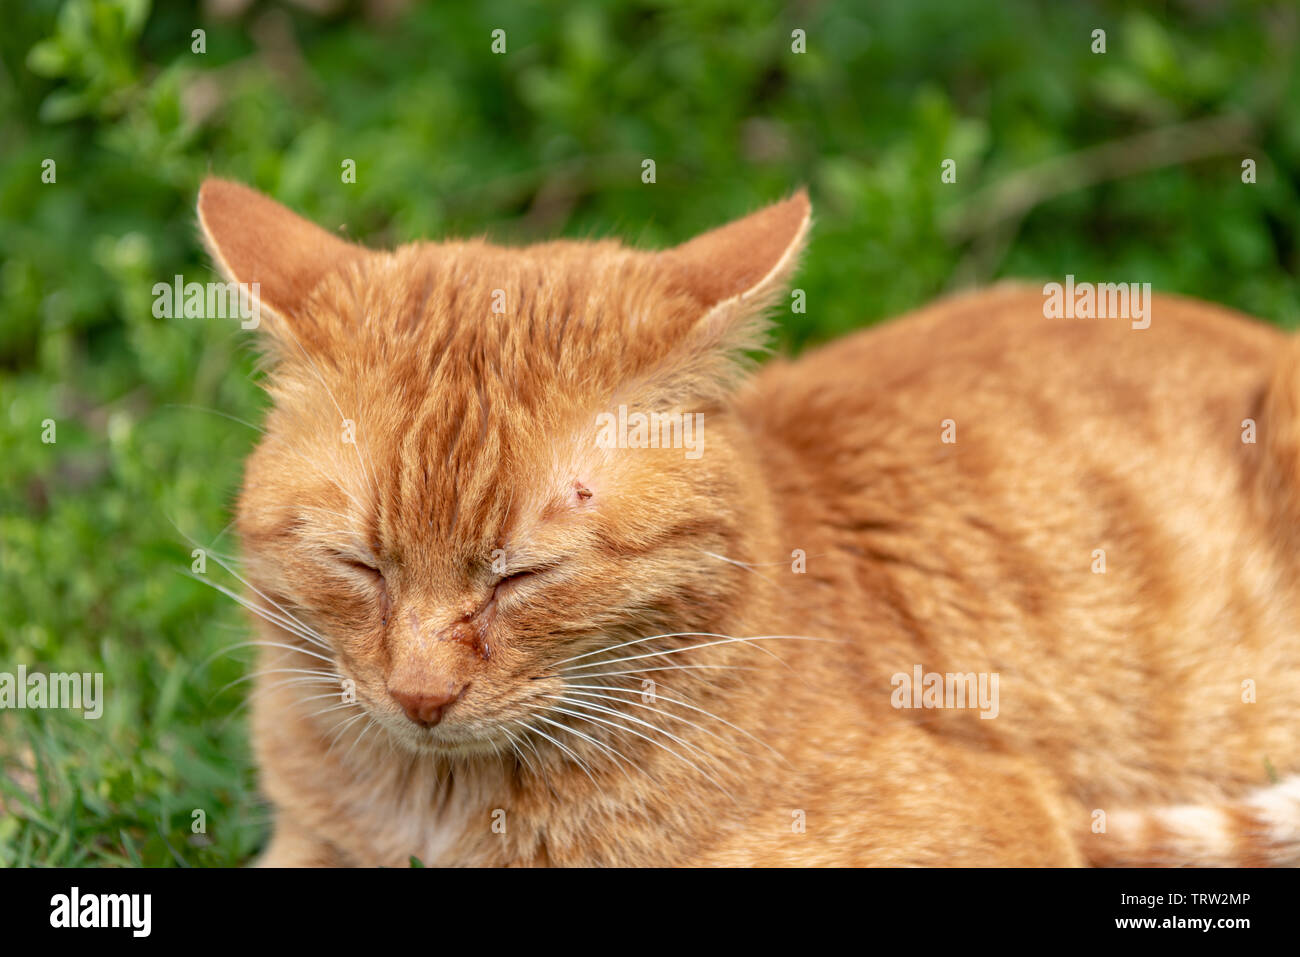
[26,39,70,78]
[39,89,92,124]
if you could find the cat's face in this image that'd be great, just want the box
[199,180,809,755]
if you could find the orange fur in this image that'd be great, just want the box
[198,178,1300,866]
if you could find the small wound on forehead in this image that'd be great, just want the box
[574,481,593,502]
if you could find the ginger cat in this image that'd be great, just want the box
[197,178,1300,866]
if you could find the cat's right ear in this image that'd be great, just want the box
[642,190,811,405]
[197,178,370,340]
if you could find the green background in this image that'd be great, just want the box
[1,0,1297,865]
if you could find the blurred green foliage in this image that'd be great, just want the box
[1,0,1297,865]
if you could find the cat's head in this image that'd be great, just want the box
[198,179,809,755]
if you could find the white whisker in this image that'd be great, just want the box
[212,667,340,699]
[192,551,332,651]
[535,711,637,781]
[560,682,787,762]
[208,638,336,667]
[544,698,729,796]
[304,700,364,721]
[342,715,380,764]
[547,662,762,680]
[528,717,601,787]
[559,633,829,675]
[698,549,776,582]
[542,694,711,761]
[325,710,369,756]
[186,572,331,653]
[558,686,737,752]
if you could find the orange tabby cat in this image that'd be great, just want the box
[198,178,1300,866]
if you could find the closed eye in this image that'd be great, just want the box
[496,563,560,588]
[334,552,384,583]
[333,552,390,625]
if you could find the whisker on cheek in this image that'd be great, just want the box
[182,548,334,651]
[525,717,602,788]
[545,662,763,680]
[559,682,788,764]
[212,637,336,667]
[211,666,342,700]
[542,699,732,798]
[555,686,733,751]
[541,695,711,761]
[186,572,333,654]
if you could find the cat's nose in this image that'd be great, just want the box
[389,684,467,728]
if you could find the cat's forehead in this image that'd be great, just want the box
[372,240,674,331]
[263,244,650,552]
[275,240,703,431]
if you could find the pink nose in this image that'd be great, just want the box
[389,685,467,728]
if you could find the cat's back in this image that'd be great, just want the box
[747,281,1281,456]
[743,282,1287,541]
[739,283,1300,797]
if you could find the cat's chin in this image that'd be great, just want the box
[382,721,513,759]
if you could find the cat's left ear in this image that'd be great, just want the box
[196,177,372,340]
[653,190,810,396]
